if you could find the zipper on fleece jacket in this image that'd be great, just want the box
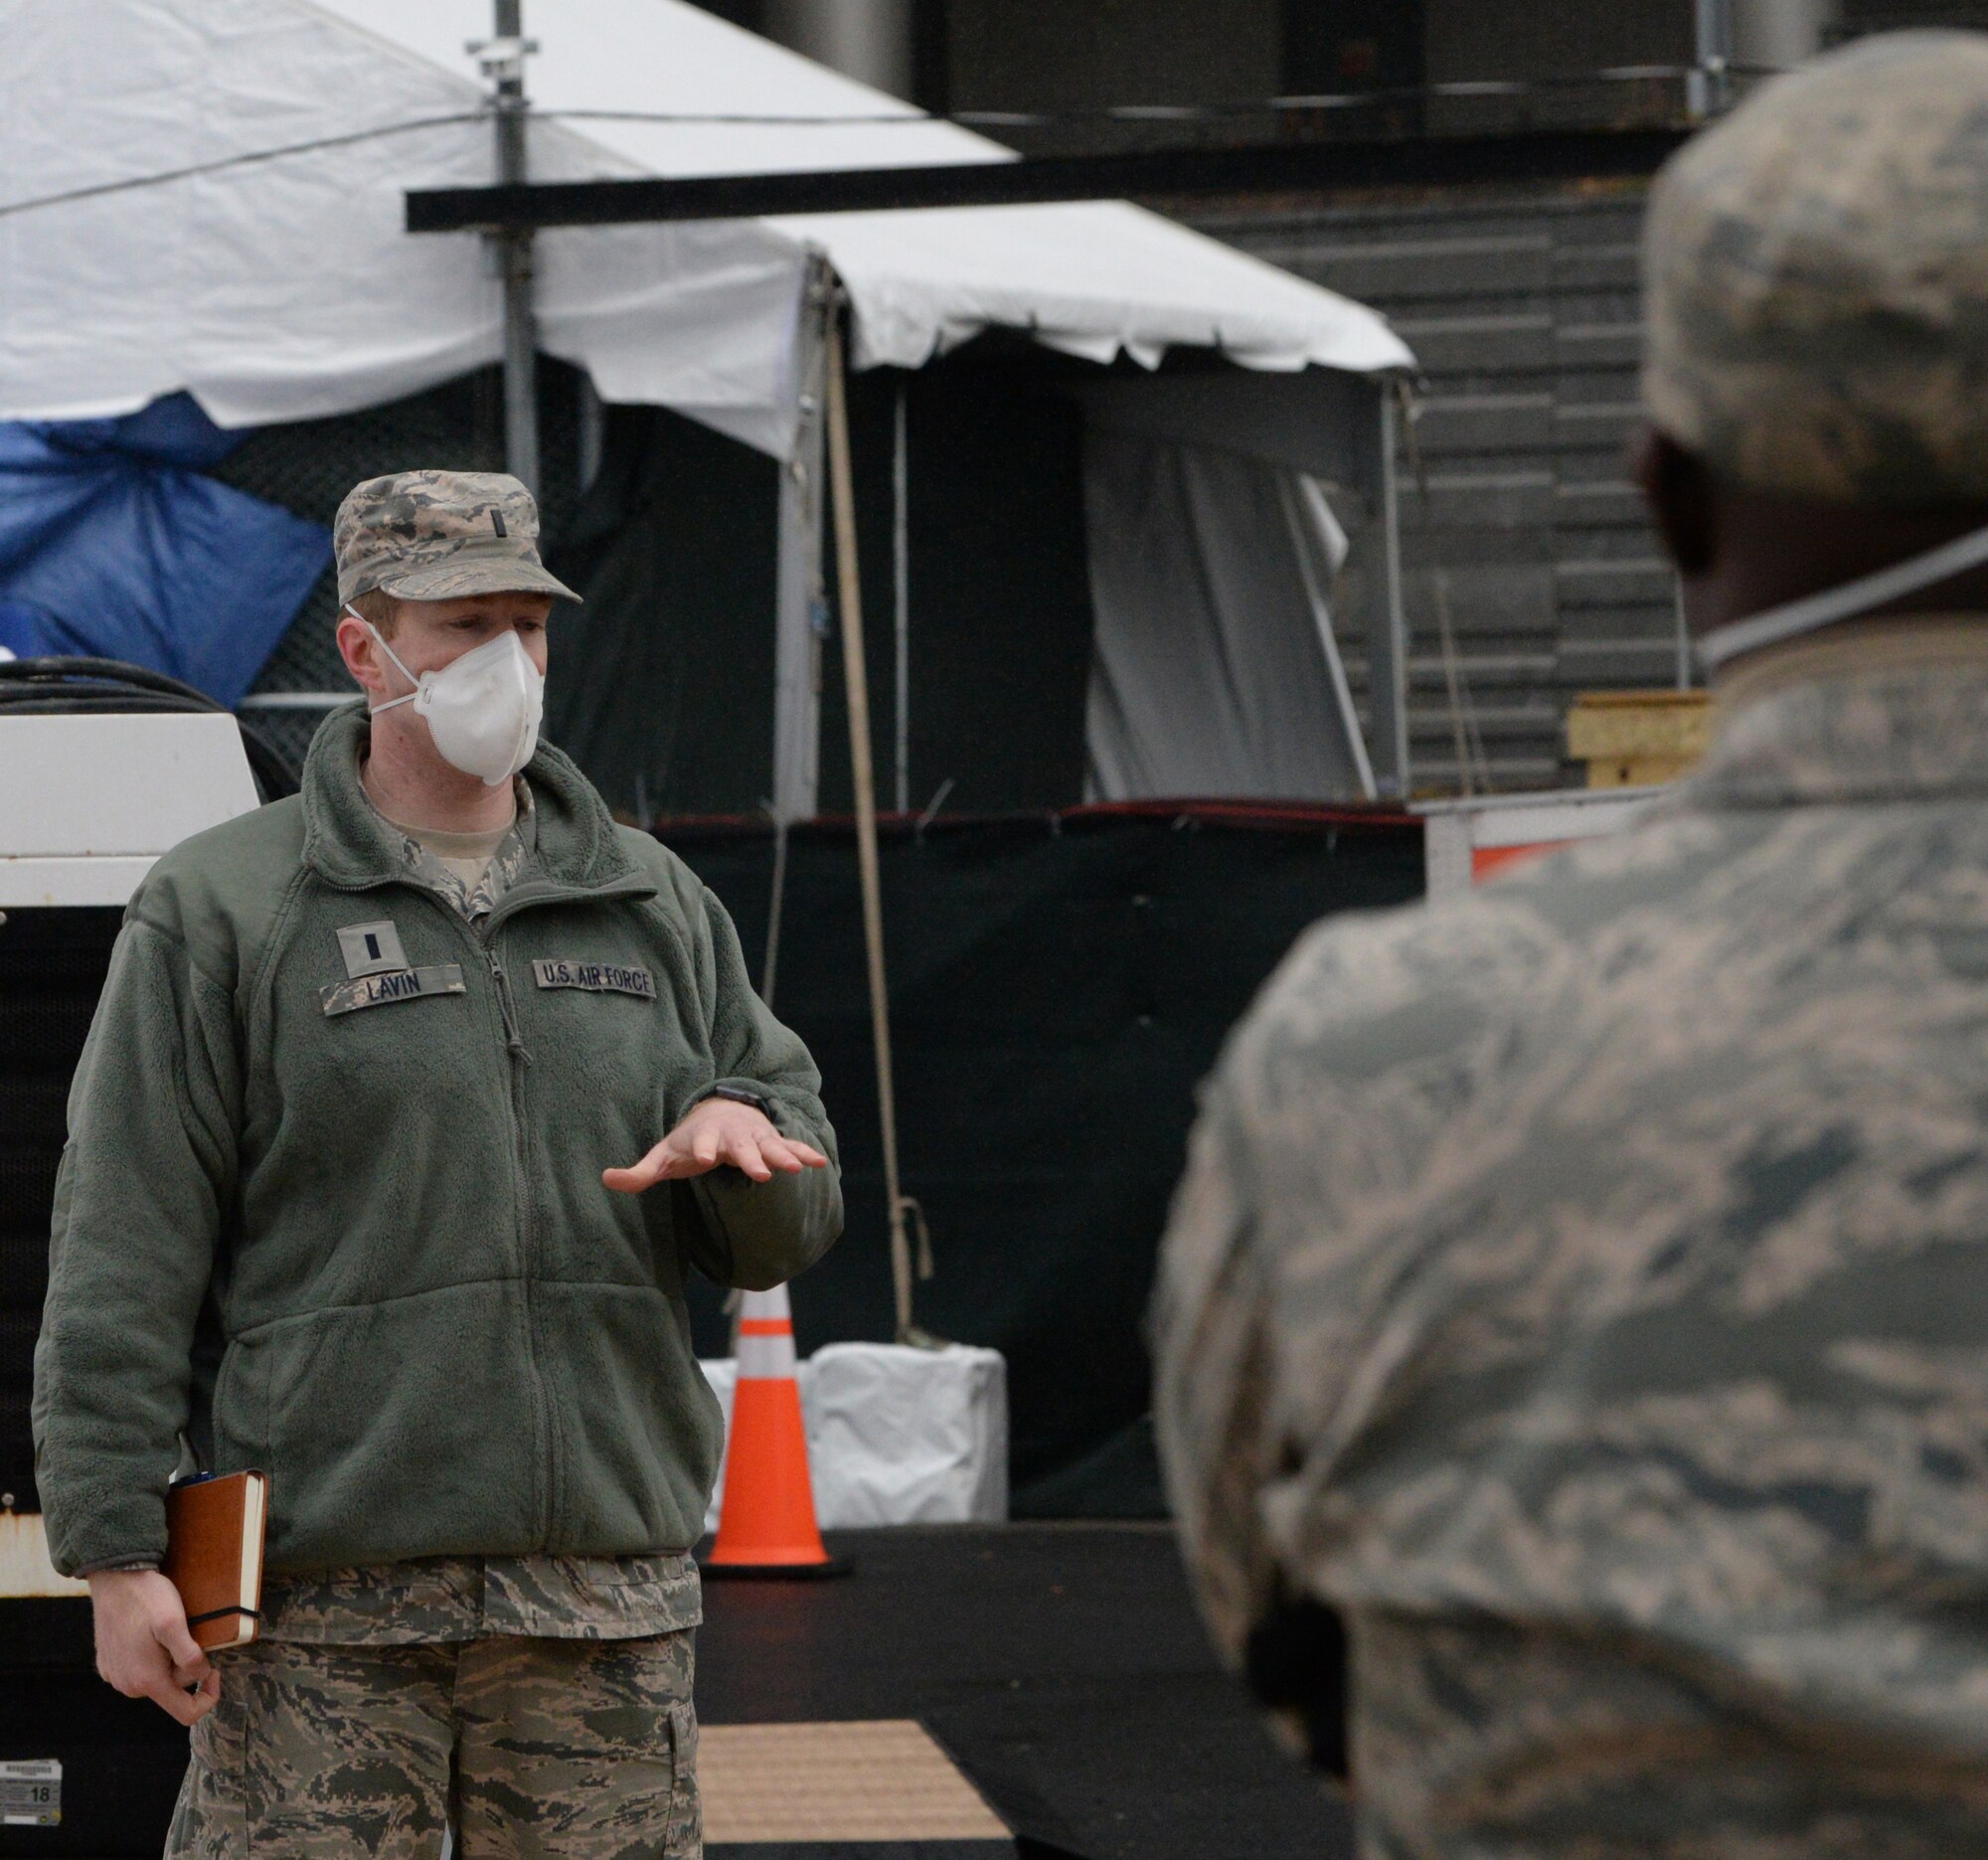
[478,924,557,1549]
[472,876,654,1547]
[487,953,533,1066]
[318,868,661,1552]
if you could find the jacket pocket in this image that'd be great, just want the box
[536,1281,723,1552]
[209,1335,268,1478]
[241,1282,545,1571]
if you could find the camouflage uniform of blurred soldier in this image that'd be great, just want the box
[35,471,842,1858]
[1154,34,1988,1858]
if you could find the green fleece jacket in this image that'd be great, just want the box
[32,708,841,1578]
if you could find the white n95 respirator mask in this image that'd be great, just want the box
[352,610,544,786]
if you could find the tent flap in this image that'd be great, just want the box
[1081,427,1372,804]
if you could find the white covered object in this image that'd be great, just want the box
[1416,787,1666,904]
[0,1515,86,1600]
[1,0,1411,455]
[0,713,260,907]
[700,1342,1008,1533]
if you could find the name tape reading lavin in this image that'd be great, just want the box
[0,1760,60,1826]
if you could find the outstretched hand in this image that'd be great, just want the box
[604,1097,829,1193]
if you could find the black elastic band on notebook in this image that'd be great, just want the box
[184,1606,260,1627]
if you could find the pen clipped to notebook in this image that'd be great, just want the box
[162,1470,268,1652]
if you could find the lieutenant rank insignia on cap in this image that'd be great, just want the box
[532,959,657,999]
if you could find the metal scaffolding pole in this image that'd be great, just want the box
[479,4,540,494]
[1691,0,1737,117]
[893,380,911,817]
[1370,391,1411,799]
[408,130,1690,237]
[772,259,833,824]
[1733,0,1833,69]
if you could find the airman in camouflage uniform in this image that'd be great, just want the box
[153,478,722,1857]
[38,470,843,1859]
[1154,34,1988,1858]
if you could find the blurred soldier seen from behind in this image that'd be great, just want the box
[1154,32,1988,1859]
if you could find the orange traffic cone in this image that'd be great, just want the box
[705,1285,846,1579]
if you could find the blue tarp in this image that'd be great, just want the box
[0,395,328,708]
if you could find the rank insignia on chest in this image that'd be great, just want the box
[337,920,410,978]
[531,958,657,1000]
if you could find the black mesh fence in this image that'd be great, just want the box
[669,804,1426,1515]
[208,360,587,776]
[0,908,124,1512]
[0,810,1425,1528]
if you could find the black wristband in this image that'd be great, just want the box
[707,1084,774,1119]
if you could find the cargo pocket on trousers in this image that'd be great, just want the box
[662,1700,700,1858]
[164,1656,249,1857]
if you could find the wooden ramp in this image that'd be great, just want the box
[703,1718,1015,1857]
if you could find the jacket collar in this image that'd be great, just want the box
[301,703,651,896]
[1690,614,1988,809]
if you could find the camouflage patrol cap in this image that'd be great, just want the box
[333,470,580,605]
[1644,31,1988,507]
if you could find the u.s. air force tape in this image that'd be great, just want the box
[532,959,657,999]
[320,964,468,1017]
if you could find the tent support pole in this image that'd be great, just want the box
[490,1,539,496]
[1282,475,1378,801]
[499,246,538,495]
[773,260,831,823]
[1370,387,1411,799]
[893,378,911,816]
[826,302,918,1345]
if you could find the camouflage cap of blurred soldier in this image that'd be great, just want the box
[1644,30,1988,510]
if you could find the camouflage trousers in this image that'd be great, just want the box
[163,1630,699,1860]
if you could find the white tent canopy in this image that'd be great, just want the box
[2,0,1418,807]
[2,0,1410,458]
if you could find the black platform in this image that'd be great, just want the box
[0,1525,1349,1860]
[698,1523,1352,1860]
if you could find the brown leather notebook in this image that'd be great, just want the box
[162,1470,268,1651]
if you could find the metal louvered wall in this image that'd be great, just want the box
[1195,179,1679,795]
